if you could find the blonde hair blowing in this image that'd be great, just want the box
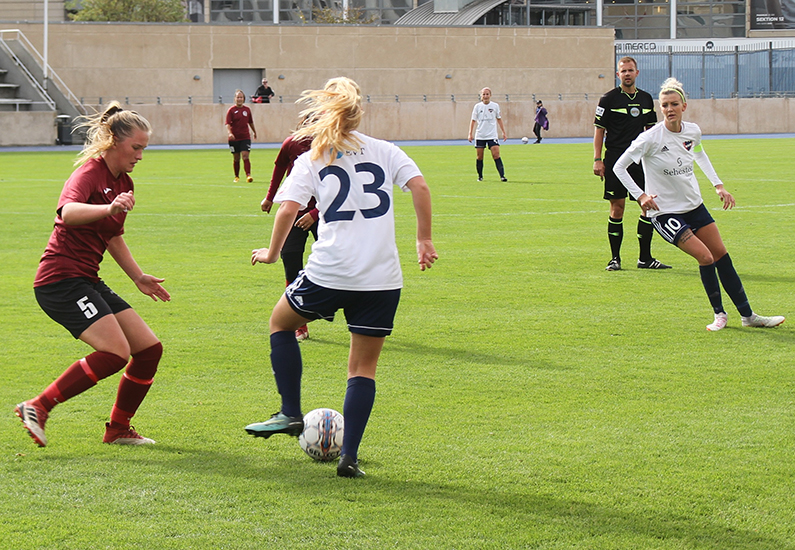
[293,77,364,164]
[660,77,687,104]
[73,101,151,166]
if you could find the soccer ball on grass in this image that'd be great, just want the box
[298,408,344,462]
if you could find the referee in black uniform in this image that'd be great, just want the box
[593,56,671,271]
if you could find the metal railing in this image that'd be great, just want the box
[618,43,795,100]
[0,30,55,110]
[76,92,606,107]
[0,99,53,111]
[0,29,87,115]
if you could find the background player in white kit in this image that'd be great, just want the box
[614,78,784,332]
[467,87,508,182]
[244,77,438,478]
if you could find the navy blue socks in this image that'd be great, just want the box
[699,263,725,314]
[341,376,376,461]
[270,331,302,418]
[715,253,753,317]
[494,157,505,177]
[699,254,752,317]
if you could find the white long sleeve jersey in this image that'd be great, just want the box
[614,121,724,217]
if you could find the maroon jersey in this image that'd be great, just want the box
[226,105,253,141]
[266,135,317,217]
[34,157,131,287]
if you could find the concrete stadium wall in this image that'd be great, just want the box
[12,22,614,104]
[105,97,795,146]
[3,23,794,145]
[129,99,605,144]
[5,97,793,146]
[0,111,56,146]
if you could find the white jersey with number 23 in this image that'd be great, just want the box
[275,130,423,291]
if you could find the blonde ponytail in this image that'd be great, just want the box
[293,77,364,165]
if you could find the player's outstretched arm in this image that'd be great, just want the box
[252,200,301,265]
[107,235,170,302]
[406,176,438,271]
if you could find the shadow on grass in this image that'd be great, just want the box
[602,260,795,286]
[738,271,795,285]
[112,444,794,550]
[303,333,566,371]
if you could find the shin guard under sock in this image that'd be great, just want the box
[340,376,376,461]
[699,263,725,314]
[37,351,128,412]
[494,157,505,177]
[110,342,162,428]
[715,254,752,317]
[270,331,303,417]
[608,217,623,260]
[476,160,483,178]
[637,216,655,262]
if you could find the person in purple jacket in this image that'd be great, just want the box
[533,100,548,143]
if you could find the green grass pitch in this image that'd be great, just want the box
[1,138,794,549]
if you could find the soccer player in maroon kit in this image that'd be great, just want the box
[15,102,170,447]
[226,89,257,183]
[260,132,319,341]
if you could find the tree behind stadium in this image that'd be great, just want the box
[67,0,187,22]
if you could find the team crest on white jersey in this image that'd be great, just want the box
[683,140,693,151]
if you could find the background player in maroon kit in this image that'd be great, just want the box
[15,101,170,447]
[261,132,319,341]
[226,89,258,183]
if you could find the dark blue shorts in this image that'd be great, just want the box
[284,272,401,338]
[651,203,715,245]
[34,277,132,339]
[228,139,251,154]
[475,139,500,149]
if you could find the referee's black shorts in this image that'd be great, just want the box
[603,149,645,201]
